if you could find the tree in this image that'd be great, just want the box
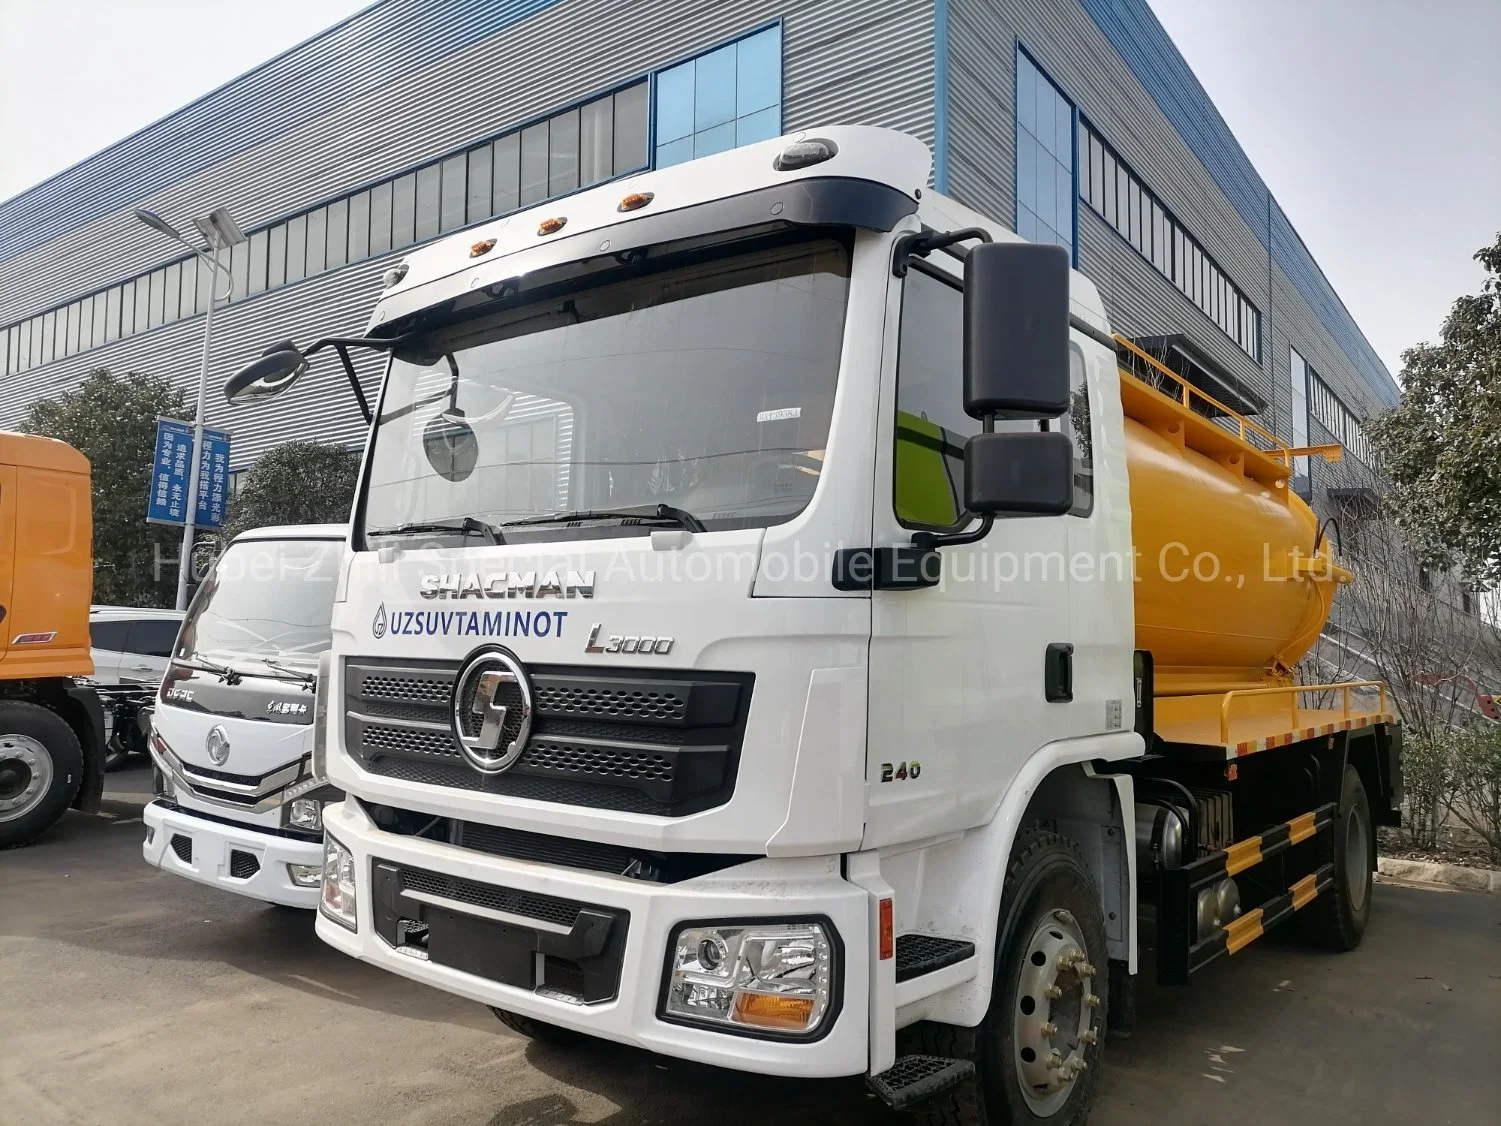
[1367,234,1501,584]
[222,441,359,541]
[24,368,187,607]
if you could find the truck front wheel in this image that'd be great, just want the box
[907,830,1107,1125]
[0,701,85,849]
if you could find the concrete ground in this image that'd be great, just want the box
[2,764,1498,1126]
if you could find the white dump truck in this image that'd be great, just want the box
[223,127,1400,1123]
[143,525,344,907]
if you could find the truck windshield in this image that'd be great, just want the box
[360,235,851,544]
[175,538,341,676]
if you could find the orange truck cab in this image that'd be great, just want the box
[0,431,107,848]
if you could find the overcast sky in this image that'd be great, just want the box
[3,0,1496,376]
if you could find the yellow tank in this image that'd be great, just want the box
[1116,345,1348,697]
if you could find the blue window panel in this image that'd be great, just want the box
[655,137,693,168]
[737,105,781,146]
[694,121,737,159]
[656,63,695,144]
[736,27,781,115]
[1017,129,1039,217]
[1055,165,1073,239]
[694,43,738,132]
[1034,143,1057,232]
[1017,205,1039,244]
[1017,61,1036,150]
[1055,99,1073,170]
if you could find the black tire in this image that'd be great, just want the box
[1300,764,1373,951]
[488,1006,584,1047]
[905,830,1107,1126]
[0,701,85,849]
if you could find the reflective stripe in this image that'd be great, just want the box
[1223,909,1264,954]
[1224,837,1262,876]
[1290,873,1319,909]
[1287,811,1318,845]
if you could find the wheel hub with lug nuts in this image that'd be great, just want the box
[0,734,54,823]
[1013,909,1099,1117]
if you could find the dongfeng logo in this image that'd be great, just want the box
[451,647,533,774]
[372,602,387,639]
[206,725,231,766]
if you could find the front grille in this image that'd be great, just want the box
[345,660,752,816]
[228,850,261,879]
[399,866,583,928]
[458,821,646,877]
[170,833,192,863]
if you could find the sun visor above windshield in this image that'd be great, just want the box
[370,177,916,338]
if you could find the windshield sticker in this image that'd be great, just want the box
[376,603,569,640]
[757,407,802,423]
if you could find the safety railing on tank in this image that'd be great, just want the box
[1217,680,1391,745]
[1113,334,1343,468]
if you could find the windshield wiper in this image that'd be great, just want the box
[366,516,501,544]
[185,656,243,686]
[502,504,707,534]
[254,656,317,688]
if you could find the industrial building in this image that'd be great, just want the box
[0,0,1397,512]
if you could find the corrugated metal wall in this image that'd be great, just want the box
[0,0,933,465]
[945,0,1396,454]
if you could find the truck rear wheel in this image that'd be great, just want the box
[907,830,1106,1126]
[0,701,85,849]
[1300,764,1373,951]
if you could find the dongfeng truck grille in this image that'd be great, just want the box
[344,660,753,816]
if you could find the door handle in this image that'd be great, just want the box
[1044,642,1074,703]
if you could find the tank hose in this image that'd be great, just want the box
[1312,516,1342,558]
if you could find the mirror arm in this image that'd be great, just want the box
[300,332,412,425]
[892,226,993,277]
[911,414,996,551]
[330,344,373,424]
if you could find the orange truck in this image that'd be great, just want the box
[0,431,107,848]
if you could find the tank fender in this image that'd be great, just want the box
[923,730,1141,1029]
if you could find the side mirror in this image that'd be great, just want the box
[965,431,1074,516]
[224,341,308,406]
[963,242,1071,419]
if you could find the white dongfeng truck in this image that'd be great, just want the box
[222,127,1400,1123]
[144,525,344,907]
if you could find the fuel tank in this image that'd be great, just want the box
[1119,373,1345,695]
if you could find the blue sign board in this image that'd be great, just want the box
[147,418,231,529]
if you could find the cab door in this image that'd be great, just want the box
[864,257,1088,847]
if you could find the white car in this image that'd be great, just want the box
[89,606,186,687]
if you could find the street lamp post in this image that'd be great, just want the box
[134,206,246,610]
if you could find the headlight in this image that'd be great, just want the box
[662,921,835,1037]
[319,834,358,931]
[287,798,322,831]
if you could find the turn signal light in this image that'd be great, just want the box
[469,238,497,257]
[618,191,654,212]
[537,216,567,236]
[733,993,816,1031]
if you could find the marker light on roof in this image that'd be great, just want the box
[773,138,838,171]
[537,216,567,236]
[617,191,654,212]
[470,238,497,258]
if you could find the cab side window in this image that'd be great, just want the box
[893,267,979,530]
[1062,344,1094,517]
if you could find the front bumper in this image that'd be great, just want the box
[143,800,323,908]
[315,799,870,1076]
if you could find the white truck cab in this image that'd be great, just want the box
[143,524,344,907]
[221,127,1397,1124]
